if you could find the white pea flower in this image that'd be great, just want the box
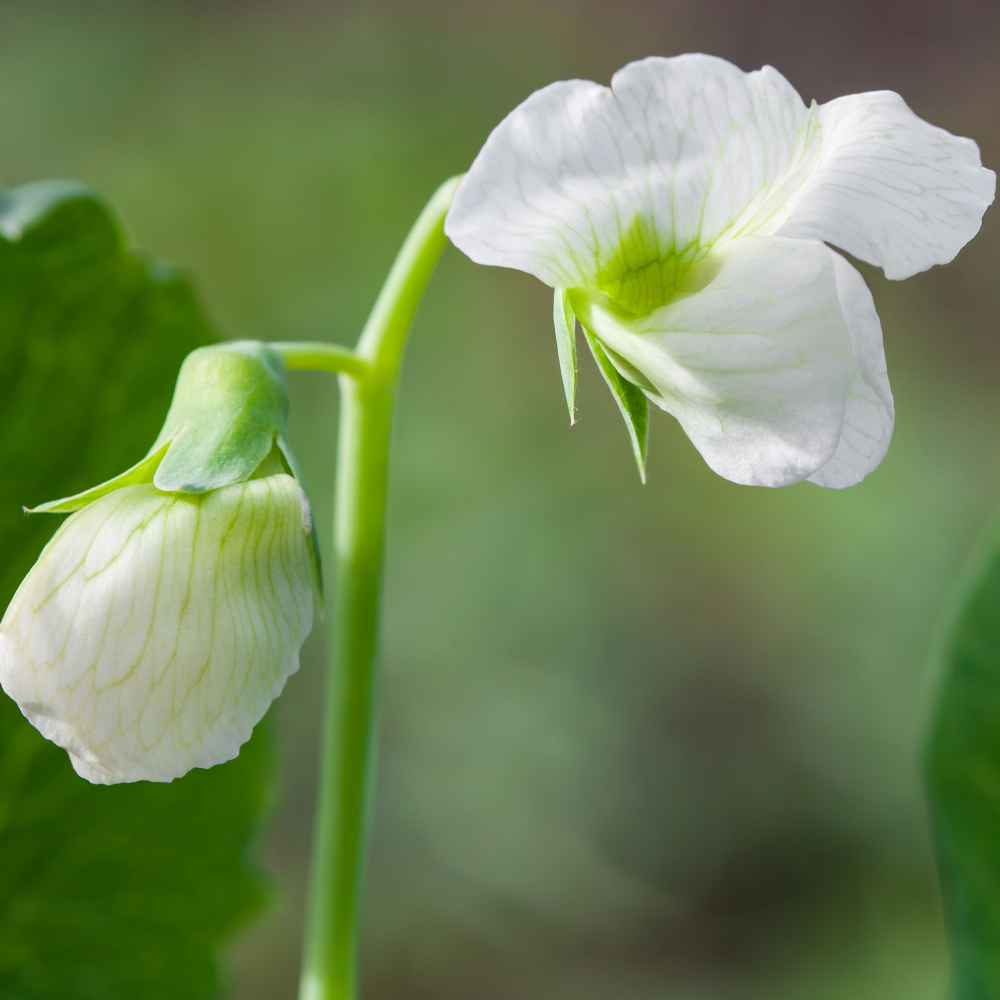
[446,54,995,486]
[0,343,320,784]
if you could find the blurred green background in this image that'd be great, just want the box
[2,1,999,997]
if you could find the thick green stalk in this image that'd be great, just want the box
[297,176,460,1000]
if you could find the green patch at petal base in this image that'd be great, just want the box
[594,215,710,315]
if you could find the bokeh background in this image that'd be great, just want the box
[2,1,999,997]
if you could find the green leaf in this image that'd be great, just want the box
[581,325,649,483]
[552,288,577,424]
[0,181,273,999]
[925,520,1000,1000]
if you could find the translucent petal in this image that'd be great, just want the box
[807,253,894,488]
[575,237,856,487]
[777,91,995,279]
[0,474,317,783]
[447,55,819,306]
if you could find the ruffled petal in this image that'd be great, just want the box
[807,252,894,487]
[0,474,316,783]
[777,91,995,279]
[575,236,855,487]
[447,55,819,309]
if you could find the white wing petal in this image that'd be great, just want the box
[0,474,316,784]
[576,237,855,487]
[777,91,995,279]
[447,55,819,307]
[807,252,894,488]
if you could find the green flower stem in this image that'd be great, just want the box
[271,342,370,379]
[297,176,461,1000]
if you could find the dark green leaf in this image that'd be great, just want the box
[925,520,1000,1000]
[581,325,649,483]
[0,181,273,1000]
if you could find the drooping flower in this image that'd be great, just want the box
[446,54,995,487]
[0,342,320,784]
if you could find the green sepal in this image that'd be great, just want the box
[581,325,649,483]
[552,288,578,425]
[26,443,168,513]
[151,341,289,493]
[27,341,300,514]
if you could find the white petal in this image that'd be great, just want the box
[777,91,995,279]
[0,475,316,784]
[807,253,894,488]
[575,237,855,487]
[447,55,819,307]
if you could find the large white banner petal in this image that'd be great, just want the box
[447,55,818,306]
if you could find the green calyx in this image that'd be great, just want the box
[29,339,324,593]
[553,289,650,483]
[151,341,291,493]
[30,341,298,512]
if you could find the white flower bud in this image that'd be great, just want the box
[0,471,316,784]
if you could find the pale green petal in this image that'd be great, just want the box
[576,237,855,487]
[0,474,316,784]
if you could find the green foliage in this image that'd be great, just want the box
[0,182,273,999]
[925,520,1000,1000]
